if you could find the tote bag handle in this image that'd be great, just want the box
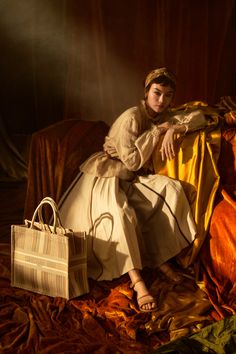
[31,197,65,234]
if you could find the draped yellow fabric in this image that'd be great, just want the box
[152,103,221,267]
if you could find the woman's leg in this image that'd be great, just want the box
[128,268,157,312]
[126,175,196,271]
[159,262,183,283]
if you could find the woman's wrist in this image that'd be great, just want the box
[167,125,175,133]
[168,124,187,134]
[150,125,164,138]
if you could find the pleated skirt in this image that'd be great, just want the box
[59,172,196,281]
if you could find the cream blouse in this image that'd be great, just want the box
[80,100,208,180]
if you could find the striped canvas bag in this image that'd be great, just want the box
[11,197,89,299]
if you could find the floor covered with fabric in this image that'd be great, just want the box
[0,243,215,353]
[0,178,235,354]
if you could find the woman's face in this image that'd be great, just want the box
[146,83,174,116]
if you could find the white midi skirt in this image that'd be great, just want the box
[59,172,196,281]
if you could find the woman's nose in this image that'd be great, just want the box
[159,94,164,103]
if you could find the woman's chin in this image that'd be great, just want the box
[154,108,164,114]
[147,105,165,116]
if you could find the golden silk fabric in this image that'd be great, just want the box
[152,103,221,266]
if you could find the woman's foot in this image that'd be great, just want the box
[131,278,157,312]
[159,262,183,283]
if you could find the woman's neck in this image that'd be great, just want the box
[145,101,167,121]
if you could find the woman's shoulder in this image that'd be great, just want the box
[118,105,140,119]
[109,105,140,131]
[115,102,146,125]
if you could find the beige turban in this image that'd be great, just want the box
[144,67,177,88]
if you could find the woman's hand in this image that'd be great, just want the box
[157,122,186,161]
[160,127,176,161]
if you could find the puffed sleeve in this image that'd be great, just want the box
[111,114,162,171]
[170,109,208,133]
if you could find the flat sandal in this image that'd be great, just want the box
[130,278,157,313]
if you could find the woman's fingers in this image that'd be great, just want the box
[160,139,175,161]
[166,144,175,160]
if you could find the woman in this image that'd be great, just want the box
[59,67,208,312]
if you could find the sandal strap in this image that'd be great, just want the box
[137,293,155,302]
[130,277,143,289]
[137,294,157,308]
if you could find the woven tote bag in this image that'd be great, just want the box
[11,197,89,299]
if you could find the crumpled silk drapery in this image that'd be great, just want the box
[151,314,236,353]
[200,126,236,319]
[200,187,236,320]
[0,243,213,353]
[152,102,221,266]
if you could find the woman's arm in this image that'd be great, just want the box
[118,119,164,170]
[105,111,165,171]
[158,109,208,161]
[159,124,186,161]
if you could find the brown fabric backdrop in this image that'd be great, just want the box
[0,0,235,133]
[64,0,236,126]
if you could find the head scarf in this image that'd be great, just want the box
[144,67,177,89]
